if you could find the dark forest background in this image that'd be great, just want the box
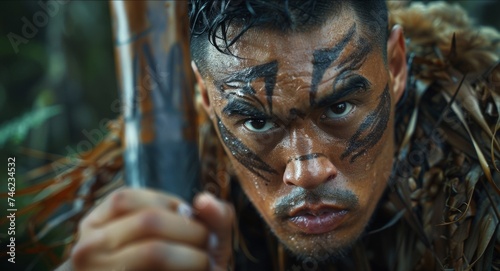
[0,1,499,270]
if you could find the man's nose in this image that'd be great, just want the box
[283,154,337,189]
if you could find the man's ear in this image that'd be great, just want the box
[387,25,407,103]
[192,61,211,114]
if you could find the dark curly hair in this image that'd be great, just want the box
[188,0,389,73]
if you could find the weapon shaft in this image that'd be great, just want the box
[110,1,199,201]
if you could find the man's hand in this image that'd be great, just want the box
[64,188,234,271]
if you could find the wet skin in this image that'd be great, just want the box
[197,9,407,260]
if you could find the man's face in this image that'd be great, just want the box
[199,9,405,260]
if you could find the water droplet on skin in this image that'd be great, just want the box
[253,180,264,198]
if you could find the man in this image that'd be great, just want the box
[55,1,499,270]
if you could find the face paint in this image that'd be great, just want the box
[335,36,373,78]
[310,23,374,111]
[216,114,278,182]
[202,8,397,260]
[331,36,373,94]
[310,24,356,106]
[212,61,281,183]
[287,153,327,164]
[341,84,391,163]
[216,60,278,113]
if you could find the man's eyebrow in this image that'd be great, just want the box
[222,98,269,118]
[315,73,371,108]
[310,23,357,106]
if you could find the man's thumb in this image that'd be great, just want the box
[193,192,234,270]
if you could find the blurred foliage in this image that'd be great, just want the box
[0,0,498,270]
[0,1,118,168]
[0,1,117,270]
[0,105,62,148]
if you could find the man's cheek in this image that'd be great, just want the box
[216,114,279,183]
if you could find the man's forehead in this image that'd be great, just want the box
[204,11,359,81]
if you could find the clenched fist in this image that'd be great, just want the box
[56,188,234,271]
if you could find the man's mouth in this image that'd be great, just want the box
[287,204,348,234]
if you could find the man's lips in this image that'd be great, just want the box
[287,204,348,234]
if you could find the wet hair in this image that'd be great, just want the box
[188,0,388,73]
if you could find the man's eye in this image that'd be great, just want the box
[243,119,275,133]
[323,102,354,119]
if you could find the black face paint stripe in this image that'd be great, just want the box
[341,84,391,163]
[264,62,278,113]
[217,61,278,113]
[287,153,327,164]
[335,36,372,77]
[328,36,373,101]
[216,115,278,182]
[310,23,357,106]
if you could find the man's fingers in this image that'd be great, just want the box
[113,241,210,271]
[81,188,184,230]
[72,240,210,271]
[94,207,209,251]
[73,190,233,270]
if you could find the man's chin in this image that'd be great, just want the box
[278,233,358,264]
